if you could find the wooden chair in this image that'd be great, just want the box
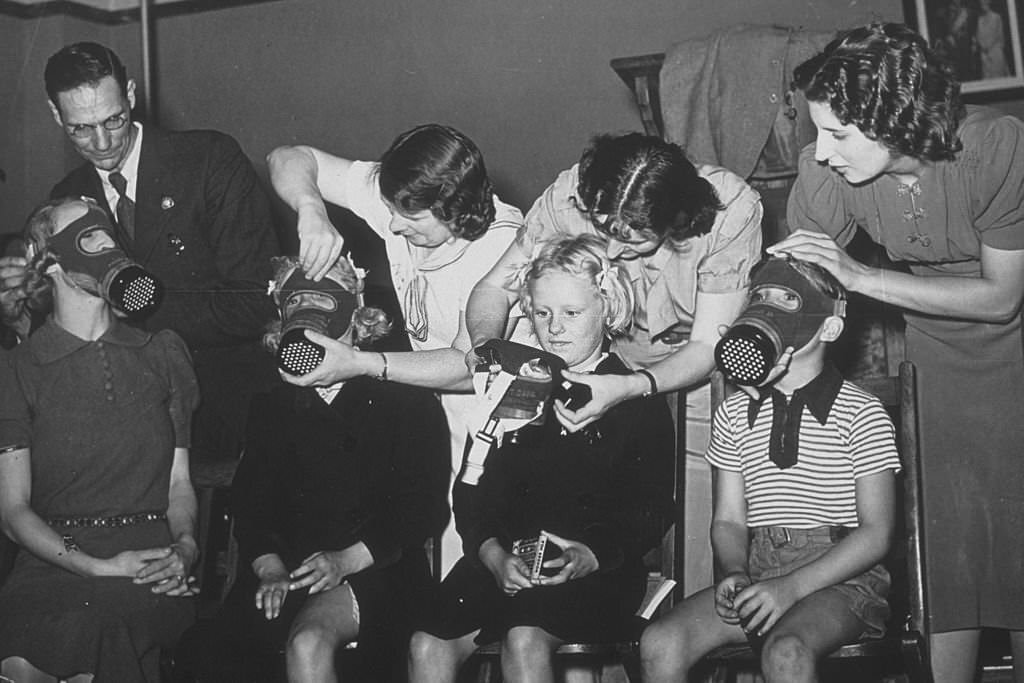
[464,388,692,683]
[696,362,932,683]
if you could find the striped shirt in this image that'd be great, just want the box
[706,380,901,528]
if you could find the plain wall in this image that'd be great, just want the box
[2,0,914,236]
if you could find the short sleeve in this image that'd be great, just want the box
[154,330,200,449]
[848,397,901,479]
[786,145,860,247]
[705,399,743,472]
[0,352,30,451]
[969,116,1024,250]
[340,160,394,238]
[697,166,764,293]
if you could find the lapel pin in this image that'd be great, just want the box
[161,196,175,210]
[168,234,186,256]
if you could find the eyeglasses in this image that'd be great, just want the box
[64,113,130,139]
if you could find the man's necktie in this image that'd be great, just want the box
[109,171,135,242]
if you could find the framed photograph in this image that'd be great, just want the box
[905,0,1024,98]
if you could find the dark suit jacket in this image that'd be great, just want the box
[51,126,283,459]
[51,125,280,350]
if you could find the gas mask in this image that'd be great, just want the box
[714,257,845,386]
[274,265,359,376]
[42,204,163,318]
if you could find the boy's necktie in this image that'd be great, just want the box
[109,171,135,242]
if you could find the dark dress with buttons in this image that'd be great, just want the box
[421,353,675,645]
[0,319,199,682]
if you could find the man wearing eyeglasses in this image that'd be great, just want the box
[37,41,282,462]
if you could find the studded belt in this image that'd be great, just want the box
[48,511,167,529]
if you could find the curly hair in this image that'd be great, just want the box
[45,42,129,105]
[576,133,723,248]
[262,255,392,352]
[793,22,964,161]
[375,123,496,241]
[516,234,634,337]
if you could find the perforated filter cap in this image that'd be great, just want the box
[107,265,163,318]
[714,324,778,386]
[277,328,327,376]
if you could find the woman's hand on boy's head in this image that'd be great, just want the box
[767,229,867,291]
[532,531,598,586]
[552,371,629,432]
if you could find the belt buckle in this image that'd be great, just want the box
[768,527,792,547]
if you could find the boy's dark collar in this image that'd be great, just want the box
[747,362,843,428]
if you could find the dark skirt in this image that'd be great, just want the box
[416,555,646,646]
[0,523,196,683]
[906,311,1024,632]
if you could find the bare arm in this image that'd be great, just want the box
[279,309,476,392]
[267,145,354,281]
[770,232,1024,324]
[465,237,530,348]
[710,467,753,625]
[133,447,199,594]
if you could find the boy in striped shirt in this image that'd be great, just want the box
[641,257,901,683]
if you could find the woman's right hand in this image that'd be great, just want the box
[296,204,345,282]
[767,230,870,291]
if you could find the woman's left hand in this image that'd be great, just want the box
[531,531,599,586]
[767,230,869,291]
[134,540,199,596]
[278,330,365,387]
[552,371,636,433]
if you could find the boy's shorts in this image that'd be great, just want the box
[748,526,891,639]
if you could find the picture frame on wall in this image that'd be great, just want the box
[906,0,1024,99]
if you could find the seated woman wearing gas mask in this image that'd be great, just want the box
[408,234,675,683]
[174,255,450,683]
[0,196,198,682]
[641,256,900,683]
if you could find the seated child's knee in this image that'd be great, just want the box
[503,626,551,660]
[761,633,814,679]
[408,630,443,663]
[287,623,330,663]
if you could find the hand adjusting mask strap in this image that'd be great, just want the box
[714,257,844,386]
[44,204,163,318]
